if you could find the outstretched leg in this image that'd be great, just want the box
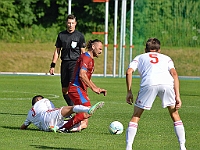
[50,102,104,132]
[61,101,104,117]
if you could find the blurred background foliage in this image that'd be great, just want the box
[0,0,200,47]
[0,0,200,76]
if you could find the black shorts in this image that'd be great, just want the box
[61,60,77,88]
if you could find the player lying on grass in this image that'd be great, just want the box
[20,95,104,132]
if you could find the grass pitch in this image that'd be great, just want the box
[0,75,199,150]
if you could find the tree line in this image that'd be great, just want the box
[0,0,199,47]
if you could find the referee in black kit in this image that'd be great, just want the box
[49,14,86,106]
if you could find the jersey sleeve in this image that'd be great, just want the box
[128,55,140,71]
[24,118,31,126]
[80,55,91,71]
[168,58,175,70]
[23,112,31,126]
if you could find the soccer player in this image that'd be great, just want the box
[59,39,107,132]
[20,95,104,132]
[49,14,86,106]
[125,38,186,150]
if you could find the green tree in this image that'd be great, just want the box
[0,1,18,38]
[0,0,199,46]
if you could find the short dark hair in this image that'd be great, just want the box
[32,95,44,106]
[145,38,160,52]
[86,39,103,49]
[66,14,76,21]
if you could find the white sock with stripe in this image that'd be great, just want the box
[73,105,89,113]
[126,122,138,150]
[174,120,186,150]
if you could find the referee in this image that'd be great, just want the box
[49,14,86,106]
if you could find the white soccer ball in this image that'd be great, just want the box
[108,121,123,135]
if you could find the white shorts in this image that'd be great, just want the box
[135,85,176,110]
[41,107,66,131]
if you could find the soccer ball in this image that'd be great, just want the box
[108,121,123,135]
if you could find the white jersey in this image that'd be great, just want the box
[24,98,55,130]
[128,52,175,87]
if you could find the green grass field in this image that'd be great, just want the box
[0,75,199,150]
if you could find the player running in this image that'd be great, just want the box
[59,39,107,132]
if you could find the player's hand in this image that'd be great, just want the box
[175,96,182,109]
[93,87,107,96]
[99,88,107,96]
[49,68,55,75]
[126,91,133,105]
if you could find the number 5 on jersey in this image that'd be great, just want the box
[149,54,159,64]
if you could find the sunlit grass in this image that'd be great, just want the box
[0,76,199,149]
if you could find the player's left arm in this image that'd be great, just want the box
[170,68,182,109]
[79,69,95,89]
[90,79,107,96]
[79,69,106,95]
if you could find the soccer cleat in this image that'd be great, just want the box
[64,115,73,121]
[88,101,104,115]
[49,126,59,133]
[57,128,69,133]
[69,122,81,132]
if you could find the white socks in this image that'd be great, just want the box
[126,122,138,150]
[174,120,186,150]
[125,120,186,150]
[73,105,89,113]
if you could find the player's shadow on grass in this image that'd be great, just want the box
[181,93,200,97]
[31,145,85,150]
[0,112,27,116]
[2,126,38,131]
